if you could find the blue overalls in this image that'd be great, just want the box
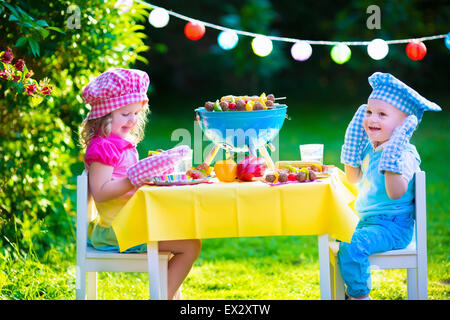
[337,142,419,297]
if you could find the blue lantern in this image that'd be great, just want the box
[218,30,239,50]
[445,32,450,50]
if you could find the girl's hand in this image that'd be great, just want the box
[341,104,369,167]
[379,115,418,175]
[127,145,191,187]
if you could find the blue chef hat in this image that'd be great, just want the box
[368,72,441,122]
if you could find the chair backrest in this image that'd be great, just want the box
[414,171,426,256]
[76,170,97,260]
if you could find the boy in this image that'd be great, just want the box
[338,72,441,300]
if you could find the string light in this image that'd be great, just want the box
[367,38,389,60]
[291,41,312,61]
[114,0,133,14]
[218,30,239,50]
[331,44,351,64]
[138,1,448,62]
[184,21,206,41]
[252,36,273,57]
[148,7,169,28]
[406,40,427,61]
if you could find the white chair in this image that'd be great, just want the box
[76,170,172,300]
[319,171,427,300]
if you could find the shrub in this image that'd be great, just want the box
[0,0,150,255]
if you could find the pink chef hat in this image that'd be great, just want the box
[82,68,150,121]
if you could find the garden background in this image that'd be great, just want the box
[0,0,448,299]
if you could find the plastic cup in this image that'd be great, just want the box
[299,144,323,163]
[174,148,193,173]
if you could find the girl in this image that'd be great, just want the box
[339,72,441,300]
[79,68,201,299]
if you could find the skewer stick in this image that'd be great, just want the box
[274,97,286,100]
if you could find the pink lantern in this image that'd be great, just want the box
[406,40,427,61]
[184,21,205,41]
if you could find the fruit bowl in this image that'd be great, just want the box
[195,105,288,153]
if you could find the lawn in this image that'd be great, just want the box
[1,97,448,300]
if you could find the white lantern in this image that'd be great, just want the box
[251,36,273,57]
[218,30,239,50]
[149,8,170,28]
[291,41,313,61]
[367,38,389,60]
[114,0,133,14]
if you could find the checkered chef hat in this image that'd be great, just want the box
[82,68,150,121]
[368,72,441,122]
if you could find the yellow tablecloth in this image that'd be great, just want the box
[112,168,359,252]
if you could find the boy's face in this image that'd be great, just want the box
[364,99,408,147]
[111,101,145,138]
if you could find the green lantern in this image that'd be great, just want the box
[331,44,351,64]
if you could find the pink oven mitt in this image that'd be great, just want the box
[127,145,191,187]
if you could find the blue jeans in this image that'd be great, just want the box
[337,213,414,297]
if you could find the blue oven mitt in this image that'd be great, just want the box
[341,104,369,167]
[379,115,418,174]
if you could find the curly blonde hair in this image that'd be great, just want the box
[79,103,150,149]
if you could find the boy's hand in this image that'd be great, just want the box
[379,115,418,175]
[127,145,191,187]
[341,104,369,167]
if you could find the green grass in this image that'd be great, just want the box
[1,98,449,300]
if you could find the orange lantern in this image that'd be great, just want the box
[184,21,205,41]
[214,160,237,182]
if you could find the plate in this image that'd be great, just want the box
[145,178,212,186]
[314,172,331,179]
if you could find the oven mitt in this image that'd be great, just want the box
[379,115,418,174]
[341,104,369,167]
[127,145,191,187]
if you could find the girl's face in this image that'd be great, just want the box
[110,101,145,138]
[364,99,407,147]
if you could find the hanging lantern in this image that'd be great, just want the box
[114,0,133,14]
[330,44,351,64]
[445,32,450,50]
[251,36,273,57]
[406,40,427,60]
[290,41,312,61]
[184,21,206,41]
[218,30,239,50]
[367,38,389,60]
[149,8,170,28]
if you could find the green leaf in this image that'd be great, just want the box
[17,82,25,94]
[40,29,49,39]
[8,14,19,22]
[47,26,65,34]
[2,2,19,17]
[35,20,49,28]
[17,6,34,22]
[27,38,40,57]
[15,36,28,47]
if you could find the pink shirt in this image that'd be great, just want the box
[84,133,139,180]
[84,134,139,227]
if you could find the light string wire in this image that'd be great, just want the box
[138,0,447,46]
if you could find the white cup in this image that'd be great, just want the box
[299,144,323,163]
[174,149,193,173]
